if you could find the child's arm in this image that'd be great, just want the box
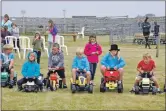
[57,53,64,68]
[9,54,14,69]
[21,63,28,77]
[116,57,125,69]
[50,25,58,36]
[97,45,102,55]
[32,38,37,45]
[137,62,144,74]
[101,53,109,67]
[84,44,91,56]
[34,64,40,78]
[72,57,77,69]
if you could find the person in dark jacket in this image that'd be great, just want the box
[1,26,11,46]
[141,17,151,49]
[154,21,160,49]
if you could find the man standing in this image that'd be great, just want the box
[154,21,160,49]
[141,17,151,49]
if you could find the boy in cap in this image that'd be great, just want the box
[0,44,15,88]
[100,44,126,85]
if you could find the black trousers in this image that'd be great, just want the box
[89,63,97,80]
[17,78,43,87]
[13,39,20,50]
[33,51,41,64]
[143,32,150,49]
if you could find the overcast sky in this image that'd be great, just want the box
[1,1,165,18]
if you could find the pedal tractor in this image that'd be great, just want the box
[45,69,62,91]
[1,64,17,88]
[70,69,93,93]
[22,75,43,93]
[134,72,157,95]
[100,68,123,93]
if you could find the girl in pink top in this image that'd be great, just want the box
[84,35,102,84]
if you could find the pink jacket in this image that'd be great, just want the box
[84,42,102,63]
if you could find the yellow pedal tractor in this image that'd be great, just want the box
[70,69,93,93]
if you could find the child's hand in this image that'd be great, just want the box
[114,67,117,70]
[140,70,144,74]
[33,77,36,79]
[150,71,153,75]
[96,51,99,54]
[107,67,110,70]
[55,66,59,70]
[76,68,79,71]
[91,52,96,54]
[83,69,86,72]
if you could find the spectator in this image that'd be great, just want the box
[11,23,20,51]
[141,17,151,49]
[154,21,160,49]
[1,14,12,33]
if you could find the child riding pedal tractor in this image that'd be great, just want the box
[100,44,125,93]
[100,68,122,93]
[1,44,17,88]
[17,52,43,92]
[71,47,93,93]
[45,43,67,91]
[130,53,162,94]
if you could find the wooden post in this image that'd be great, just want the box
[156,35,160,57]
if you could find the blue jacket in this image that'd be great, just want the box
[21,52,40,78]
[101,52,125,69]
[72,56,90,71]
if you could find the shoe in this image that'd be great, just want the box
[9,80,14,88]
[85,85,90,90]
[18,85,23,91]
[157,90,163,94]
[63,84,67,89]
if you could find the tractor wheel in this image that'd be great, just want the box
[101,78,104,84]
[88,84,93,93]
[71,84,76,93]
[152,86,157,95]
[117,83,123,93]
[100,83,105,92]
[164,84,166,92]
[135,86,139,95]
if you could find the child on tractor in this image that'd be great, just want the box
[72,47,91,89]
[0,44,15,88]
[47,43,67,88]
[100,44,126,85]
[131,53,162,93]
[17,52,43,91]
[84,34,102,85]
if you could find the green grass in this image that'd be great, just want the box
[1,35,165,110]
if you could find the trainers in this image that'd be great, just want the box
[63,84,67,89]
[18,85,23,91]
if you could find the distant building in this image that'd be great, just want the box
[72,16,96,19]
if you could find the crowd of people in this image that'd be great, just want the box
[0,14,162,93]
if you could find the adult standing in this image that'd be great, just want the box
[141,17,151,49]
[1,14,12,33]
[11,23,20,51]
[46,19,58,55]
[154,21,160,49]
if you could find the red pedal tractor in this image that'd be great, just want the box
[100,68,123,93]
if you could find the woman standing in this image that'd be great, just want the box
[47,19,58,55]
[141,17,151,49]
[1,14,12,33]
[11,23,20,51]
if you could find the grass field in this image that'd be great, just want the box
[1,36,165,110]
